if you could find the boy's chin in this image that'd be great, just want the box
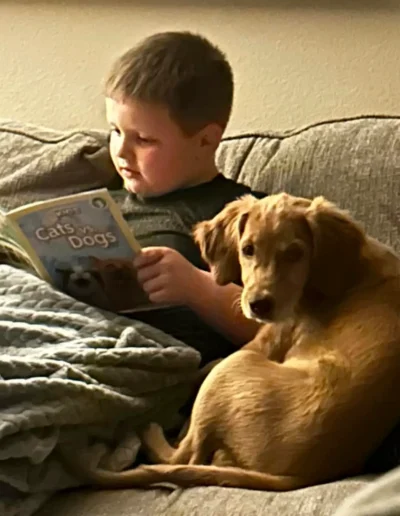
[123,178,142,194]
[122,176,183,198]
[123,178,155,197]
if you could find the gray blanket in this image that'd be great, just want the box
[0,265,200,516]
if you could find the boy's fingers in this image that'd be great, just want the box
[141,276,165,296]
[134,247,165,268]
[136,264,160,284]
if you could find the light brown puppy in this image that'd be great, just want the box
[60,193,400,491]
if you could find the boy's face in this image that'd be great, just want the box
[106,97,218,197]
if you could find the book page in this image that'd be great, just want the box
[7,189,152,313]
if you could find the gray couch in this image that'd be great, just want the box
[0,115,399,516]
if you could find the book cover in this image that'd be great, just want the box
[5,189,152,313]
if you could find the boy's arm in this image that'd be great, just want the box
[134,247,261,347]
[187,269,261,346]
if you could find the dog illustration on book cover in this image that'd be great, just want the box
[56,256,149,312]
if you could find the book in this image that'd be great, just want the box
[0,188,155,314]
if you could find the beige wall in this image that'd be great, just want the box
[1,0,399,134]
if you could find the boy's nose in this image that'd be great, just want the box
[115,136,135,160]
[116,141,131,159]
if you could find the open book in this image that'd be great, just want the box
[0,188,154,313]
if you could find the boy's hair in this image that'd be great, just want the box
[105,31,233,135]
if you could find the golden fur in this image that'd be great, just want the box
[59,193,400,491]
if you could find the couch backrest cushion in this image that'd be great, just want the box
[1,116,398,252]
[217,116,400,252]
[0,119,118,211]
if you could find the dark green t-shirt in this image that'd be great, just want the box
[111,174,264,364]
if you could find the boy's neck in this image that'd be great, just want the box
[185,162,220,189]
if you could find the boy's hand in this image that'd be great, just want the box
[134,247,202,306]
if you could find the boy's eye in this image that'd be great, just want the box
[136,135,151,144]
[136,135,155,145]
[109,128,156,145]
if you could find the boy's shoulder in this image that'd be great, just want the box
[200,173,265,201]
[178,174,266,225]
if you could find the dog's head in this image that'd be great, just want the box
[194,193,365,323]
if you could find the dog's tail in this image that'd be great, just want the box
[61,457,311,492]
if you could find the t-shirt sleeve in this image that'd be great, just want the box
[187,178,268,228]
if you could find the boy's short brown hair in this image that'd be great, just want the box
[105,31,233,135]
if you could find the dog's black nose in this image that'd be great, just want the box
[249,296,274,319]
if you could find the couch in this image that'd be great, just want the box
[0,115,399,516]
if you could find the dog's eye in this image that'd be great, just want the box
[281,243,305,262]
[242,244,255,257]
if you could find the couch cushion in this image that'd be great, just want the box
[217,115,400,253]
[36,477,374,516]
[0,119,118,211]
[333,466,400,516]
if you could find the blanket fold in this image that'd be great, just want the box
[0,265,200,516]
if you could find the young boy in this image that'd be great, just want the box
[106,31,263,365]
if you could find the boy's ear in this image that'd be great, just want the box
[193,195,257,285]
[197,123,224,152]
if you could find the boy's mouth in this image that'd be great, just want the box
[120,167,140,179]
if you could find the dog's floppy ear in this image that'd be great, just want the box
[305,196,365,298]
[193,195,257,285]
